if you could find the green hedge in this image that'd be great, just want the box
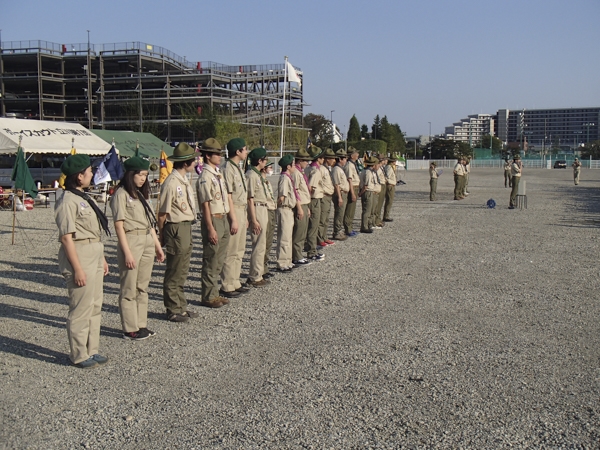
[334,140,387,156]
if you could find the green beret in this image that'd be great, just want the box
[248,147,267,165]
[278,154,294,169]
[227,138,246,153]
[61,154,91,176]
[123,156,150,172]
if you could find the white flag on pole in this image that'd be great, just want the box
[286,60,301,87]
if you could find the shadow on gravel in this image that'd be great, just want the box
[0,282,66,305]
[0,334,69,366]
[0,262,65,288]
[556,185,600,228]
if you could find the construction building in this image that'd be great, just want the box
[0,40,304,144]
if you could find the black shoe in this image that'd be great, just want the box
[292,258,313,267]
[383,218,393,222]
[220,289,241,298]
[139,328,156,337]
[123,330,150,341]
[236,285,251,293]
[167,313,189,323]
[360,228,373,233]
[508,206,515,209]
[263,272,275,279]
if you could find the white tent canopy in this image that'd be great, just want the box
[0,118,110,155]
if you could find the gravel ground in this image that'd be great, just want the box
[1,168,599,449]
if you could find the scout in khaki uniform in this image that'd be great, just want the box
[358,156,378,233]
[276,155,298,271]
[370,157,383,229]
[509,154,522,209]
[304,146,325,261]
[55,154,109,368]
[291,148,312,266]
[382,156,397,222]
[262,162,277,279]
[504,157,512,188]
[197,138,234,307]
[318,148,337,247]
[157,142,199,323]
[331,149,350,240]
[220,138,251,297]
[343,147,361,236]
[572,158,582,185]
[246,147,271,286]
[373,154,387,227]
[429,161,439,201]
[453,157,466,200]
[111,156,165,341]
[463,157,471,196]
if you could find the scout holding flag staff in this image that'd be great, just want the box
[55,154,110,369]
[157,143,199,323]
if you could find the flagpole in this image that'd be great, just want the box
[280,56,288,158]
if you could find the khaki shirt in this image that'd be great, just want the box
[429,167,438,179]
[291,165,311,205]
[376,167,386,186]
[264,176,277,210]
[320,165,335,196]
[511,162,522,177]
[360,169,379,192]
[55,190,102,241]
[573,161,581,171]
[158,170,196,223]
[223,159,247,207]
[331,164,350,193]
[110,187,152,232]
[246,168,269,204]
[383,164,397,185]
[278,173,297,209]
[504,161,511,172]
[196,164,229,215]
[453,163,466,176]
[305,163,324,199]
[344,160,360,187]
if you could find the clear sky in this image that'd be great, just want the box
[2,0,599,138]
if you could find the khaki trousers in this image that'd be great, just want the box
[221,205,247,292]
[306,198,322,257]
[344,186,359,234]
[383,184,395,220]
[292,203,309,261]
[248,204,268,282]
[201,216,230,302]
[454,175,463,199]
[263,209,276,275]
[361,191,374,231]
[58,241,104,364]
[117,233,155,333]
[504,170,512,187]
[332,191,348,237]
[163,221,192,315]
[374,188,386,224]
[574,169,580,185]
[430,178,437,201]
[318,195,332,243]
[510,176,520,207]
[276,207,294,268]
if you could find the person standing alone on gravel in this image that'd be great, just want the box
[572,157,582,185]
[509,154,522,209]
[429,161,438,201]
[111,156,164,341]
[55,154,110,369]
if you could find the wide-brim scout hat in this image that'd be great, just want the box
[364,156,378,166]
[347,146,359,155]
[377,154,388,161]
[430,161,437,166]
[387,155,397,162]
[309,146,324,160]
[201,138,224,155]
[294,148,312,161]
[513,154,521,160]
[322,148,337,159]
[168,142,197,161]
[335,149,347,159]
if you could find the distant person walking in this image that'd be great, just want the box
[509,154,522,209]
[572,158,582,185]
[429,161,438,201]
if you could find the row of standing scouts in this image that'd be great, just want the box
[54,138,399,368]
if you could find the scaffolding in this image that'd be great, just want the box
[0,40,304,143]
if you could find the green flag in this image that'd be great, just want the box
[11,147,38,199]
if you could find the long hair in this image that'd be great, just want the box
[115,170,150,199]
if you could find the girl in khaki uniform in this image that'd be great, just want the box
[276,155,298,271]
[55,154,110,369]
[262,162,277,279]
[111,156,165,341]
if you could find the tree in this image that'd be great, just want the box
[303,113,332,146]
[430,139,472,159]
[348,115,361,142]
[360,124,369,139]
[371,115,382,140]
[477,134,502,151]
[581,141,600,159]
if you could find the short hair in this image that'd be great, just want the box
[173,159,195,170]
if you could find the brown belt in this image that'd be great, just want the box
[126,229,151,235]
[212,213,225,219]
[254,202,268,207]
[74,237,101,244]
[279,204,293,209]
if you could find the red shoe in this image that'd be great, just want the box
[325,239,335,245]
[318,241,329,247]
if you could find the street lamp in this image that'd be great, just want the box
[583,122,595,145]
[330,110,335,148]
